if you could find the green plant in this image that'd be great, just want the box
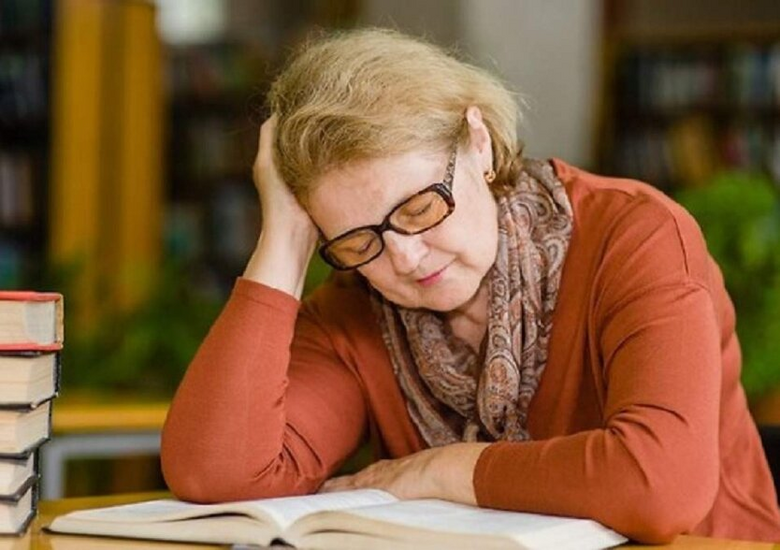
[675,172,780,400]
[42,260,222,397]
[43,252,332,398]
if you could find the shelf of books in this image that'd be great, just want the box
[0,0,53,289]
[4,0,359,301]
[163,40,267,298]
[597,2,780,190]
[162,3,360,299]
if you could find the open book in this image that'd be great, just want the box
[48,489,628,550]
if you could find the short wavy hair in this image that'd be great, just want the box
[267,27,525,204]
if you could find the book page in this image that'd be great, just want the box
[25,301,56,344]
[255,489,396,531]
[320,499,626,545]
[59,489,396,531]
[58,499,252,524]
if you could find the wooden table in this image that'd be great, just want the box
[8,492,778,549]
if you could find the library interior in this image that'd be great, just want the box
[1,0,780,546]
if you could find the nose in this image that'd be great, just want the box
[382,231,428,276]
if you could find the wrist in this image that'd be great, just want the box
[426,442,491,505]
[261,221,319,250]
[241,229,318,299]
[258,227,318,262]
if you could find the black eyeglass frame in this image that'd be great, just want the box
[318,147,458,271]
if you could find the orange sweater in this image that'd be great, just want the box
[161,159,780,544]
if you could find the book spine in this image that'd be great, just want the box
[54,351,61,395]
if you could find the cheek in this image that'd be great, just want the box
[357,261,406,296]
[443,189,498,264]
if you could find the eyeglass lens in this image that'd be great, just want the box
[325,189,450,268]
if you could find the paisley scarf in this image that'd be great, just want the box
[371,159,573,445]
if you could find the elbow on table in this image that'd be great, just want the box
[615,471,718,543]
[162,462,299,504]
[161,444,321,504]
[158,445,241,503]
[162,468,219,504]
[159,446,229,503]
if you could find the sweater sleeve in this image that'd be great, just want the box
[160,277,368,503]
[472,198,722,544]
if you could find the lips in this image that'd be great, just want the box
[416,264,448,284]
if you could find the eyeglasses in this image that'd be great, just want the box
[319,147,458,270]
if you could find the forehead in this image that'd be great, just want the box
[308,150,446,236]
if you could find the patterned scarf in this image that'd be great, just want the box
[371,159,573,446]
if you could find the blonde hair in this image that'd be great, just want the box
[267,27,524,203]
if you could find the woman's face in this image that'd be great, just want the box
[307,115,498,312]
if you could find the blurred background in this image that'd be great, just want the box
[1,0,779,498]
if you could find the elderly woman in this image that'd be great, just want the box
[160,29,780,543]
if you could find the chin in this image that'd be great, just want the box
[423,290,472,312]
[372,264,485,312]
[418,277,481,312]
[377,284,462,312]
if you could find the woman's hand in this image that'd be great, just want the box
[242,114,319,298]
[319,451,436,500]
[319,443,490,504]
[253,114,318,244]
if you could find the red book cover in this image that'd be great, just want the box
[0,292,64,351]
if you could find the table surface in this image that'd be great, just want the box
[6,492,777,549]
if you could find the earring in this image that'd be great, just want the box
[483,169,496,183]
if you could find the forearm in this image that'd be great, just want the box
[243,228,317,300]
[473,407,719,544]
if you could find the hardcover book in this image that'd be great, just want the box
[0,292,63,350]
[0,401,52,459]
[0,352,60,408]
[0,453,35,500]
[0,480,36,535]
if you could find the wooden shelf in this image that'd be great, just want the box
[53,396,169,433]
[597,1,780,189]
[613,22,780,46]
[0,28,49,50]
[0,119,48,146]
[614,107,780,123]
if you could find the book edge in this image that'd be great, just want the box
[0,292,63,302]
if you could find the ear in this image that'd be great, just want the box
[465,105,493,173]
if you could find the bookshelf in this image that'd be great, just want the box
[0,0,53,289]
[163,40,268,296]
[1,0,359,300]
[162,3,359,298]
[597,0,780,190]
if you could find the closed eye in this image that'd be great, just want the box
[347,239,376,254]
[410,203,432,216]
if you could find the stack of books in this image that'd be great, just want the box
[0,291,63,535]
